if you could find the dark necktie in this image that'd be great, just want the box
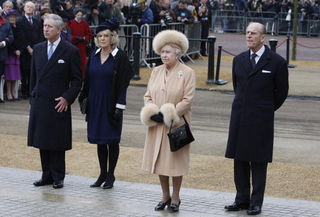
[28,17,33,24]
[250,53,257,68]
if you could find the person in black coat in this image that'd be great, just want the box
[196,0,212,56]
[224,22,289,215]
[78,18,133,189]
[28,14,82,189]
[0,10,13,103]
[16,1,44,99]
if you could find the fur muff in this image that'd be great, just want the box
[140,103,159,127]
[152,30,189,55]
[160,103,180,128]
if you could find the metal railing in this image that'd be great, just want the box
[212,10,320,37]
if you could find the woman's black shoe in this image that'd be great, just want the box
[168,200,181,212]
[154,198,171,211]
[90,176,106,187]
[102,175,115,189]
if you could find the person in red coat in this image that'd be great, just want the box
[69,8,92,77]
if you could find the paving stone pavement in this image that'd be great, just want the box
[1,167,320,217]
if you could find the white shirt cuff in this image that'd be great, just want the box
[116,104,126,110]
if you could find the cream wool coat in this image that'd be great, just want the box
[141,62,196,176]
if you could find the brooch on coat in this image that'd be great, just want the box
[177,71,184,78]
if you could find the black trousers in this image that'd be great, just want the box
[234,160,268,207]
[200,21,210,55]
[20,53,31,97]
[0,61,5,77]
[40,149,65,182]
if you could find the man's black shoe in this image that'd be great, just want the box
[225,202,249,211]
[33,179,53,187]
[247,206,261,215]
[53,180,64,189]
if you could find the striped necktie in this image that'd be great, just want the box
[28,16,33,24]
[48,43,54,60]
[250,53,257,68]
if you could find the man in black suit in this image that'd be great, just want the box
[17,1,43,99]
[224,22,289,215]
[28,13,82,189]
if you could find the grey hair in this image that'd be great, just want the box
[3,0,13,8]
[43,13,64,30]
[175,48,181,56]
[248,22,266,34]
[24,1,35,9]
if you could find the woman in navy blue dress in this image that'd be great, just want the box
[78,19,133,189]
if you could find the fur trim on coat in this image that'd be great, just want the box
[152,30,189,55]
[160,103,180,128]
[140,103,159,127]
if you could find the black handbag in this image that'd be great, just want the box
[167,116,195,152]
[80,98,88,114]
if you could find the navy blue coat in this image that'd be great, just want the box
[225,46,289,163]
[28,40,82,151]
[0,20,13,62]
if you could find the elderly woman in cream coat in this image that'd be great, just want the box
[140,30,196,212]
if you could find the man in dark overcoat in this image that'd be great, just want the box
[28,13,82,189]
[224,22,289,215]
[17,1,44,99]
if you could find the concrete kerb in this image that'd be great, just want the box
[1,167,320,217]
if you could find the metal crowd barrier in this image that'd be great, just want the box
[245,11,278,35]
[118,24,139,61]
[212,10,246,33]
[211,10,320,37]
[184,22,202,61]
[90,22,203,67]
[140,22,192,67]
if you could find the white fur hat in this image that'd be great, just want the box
[152,30,189,55]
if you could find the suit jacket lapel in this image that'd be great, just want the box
[240,50,252,76]
[249,45,271,77]
[37,42,49,81]
[42,40,67,74]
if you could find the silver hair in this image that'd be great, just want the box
[175,48,181,56]
[3,0,13,8]
[248,22,266,34]
[24,1,35,9]
[43,13,64,29]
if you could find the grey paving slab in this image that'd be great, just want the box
[0,167,320,217]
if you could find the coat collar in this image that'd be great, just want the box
[95,47,119,57]
[240,45,271,78]
[249,45,271,77]
[38,40,68,81]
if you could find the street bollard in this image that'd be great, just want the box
[286,36,296,68]
[206,36,216,84]
[269,39,278,52]
[286,36,290,64]
[132,32,141,80]
[214,46,228,85]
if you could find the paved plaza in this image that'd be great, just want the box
[1,167,320,217]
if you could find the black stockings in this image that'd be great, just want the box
[97,144,119,179]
